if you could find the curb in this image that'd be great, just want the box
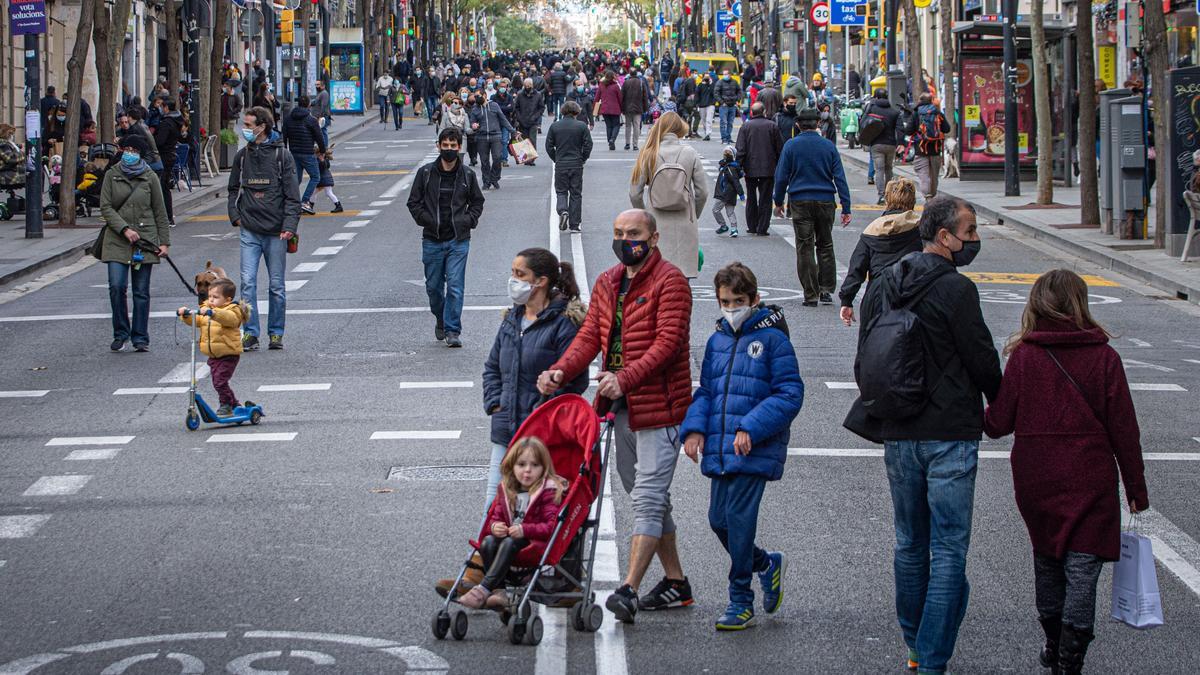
[838,150,1200,304]
[0,116,376,288]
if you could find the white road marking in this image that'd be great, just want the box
[358,209,381,216]
[547,168,561,259]
[594,590,630,675]
[46,436,134,446]
[160,363,209,383]
[1128,338,1152,347]
[0,305,512,323]
[1128,383,1187,391]
[312,246,344,256]
[370,430,462,440]
[535,608,567,675]
[63,448,121,461]
[0,255,96,306]
[23,475,92,496]
[329,232,357,241]
[824,381,859,389]
[786,447,1200,461]
[0,390,49,398]
[113,387,189,395]
[344,220,371,228]
[1133,504,1200,599]
[1185,359,1200,365]
[1148,536,1200,598]
[257,383,332,392]
[380,174,415,199]
[207,432,298,443]
[571,224,591,305]
[0,514,52,538]
[285,280,309,292]
[292,262,327,273]
[369,200,394,206]
[397,381,474,389]
[1123,359,1175,373]
[0,560,5,570]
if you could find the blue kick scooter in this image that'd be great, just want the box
[181,308,264,430]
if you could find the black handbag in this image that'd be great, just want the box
[87,188,135,260]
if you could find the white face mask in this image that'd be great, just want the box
[508,277,533,305]
[722,306,753,331]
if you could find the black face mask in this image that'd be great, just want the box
[612,238,651,266]
[439,148,460,163]
[785,105,796,113]
[949,234,981,267]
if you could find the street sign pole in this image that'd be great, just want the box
[24,33,43,238]
[1002,0,1020,195]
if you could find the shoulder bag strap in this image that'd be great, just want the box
[1041,346,1105,429]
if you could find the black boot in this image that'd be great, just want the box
[1057,624,1094,675]
[1038,615,1062,674]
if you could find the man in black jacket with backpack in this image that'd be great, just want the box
[903,93,951,200]
[858,89,901,204]
[281,96,327,215]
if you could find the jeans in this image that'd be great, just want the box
[789,200,837,301]
[320,116,331,147]
[425,95,439,123]
[1034,551,1104,632]
[421,238,470,335]
[550,93,564,119]
[479,136,505,187]
[603,114,621,146]
[554,166,583,227]
[239,227,287,338]
[293,153,321,205]
[393,101,404,129]
[718,105,737,143]
[613,406,679,539]
[208,355,240,407]
[745,176,773,234]
[884,439,979,674]
[871,144,896,198]
[868,150,875,181]
[501,126,511,150]
[486,442,508,509]
[107,261,153,346]
[700,106,714,138]
[913,155,942,198]
[709,474,770,606]
[377,94,390,122]
[624,112,642,147]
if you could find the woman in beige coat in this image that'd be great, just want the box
[629,112,707,278]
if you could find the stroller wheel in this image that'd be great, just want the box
[507,618,526,645]
[430,609,450,640]
[570,602,585,631]
[585,602,604,632]
[450,609,468,641]
[524,615,543,646]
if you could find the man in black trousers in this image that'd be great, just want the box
[545,101,593,233]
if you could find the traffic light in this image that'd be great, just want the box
[406,17,415,36]
[280,9,294,44]
[387,15,394,37]
[867,26,878,39]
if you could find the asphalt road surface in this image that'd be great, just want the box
[1,114,1199,674]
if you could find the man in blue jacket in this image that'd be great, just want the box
[681,262,804,631]
[773,109,852,307]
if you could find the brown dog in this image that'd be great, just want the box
[194,261,228,303]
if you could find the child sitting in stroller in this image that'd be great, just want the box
[458,436,567,611]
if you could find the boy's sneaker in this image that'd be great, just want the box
[331,202,344,213]
[301,202,316,215]
[216,404,233,418]
[715,604,756,631]
[905,649,919,671]
[758,551,787,614]
[110,339,128,352]
[715,224,729,234]
[242,335,260,351]
[605,584,638,624]
[730,228,739,238]
[638,576,694,611]
[268,335,283,350]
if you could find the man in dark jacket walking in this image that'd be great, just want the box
[735,102,783,236]
[514,78,545,165]
[852,197,1001,675]
[406,128,485,348]
[548,63,570,119]
[861,89,902,203]
[281,96,327,214]
[469,93,514,189]
[715,71,742,145]
[903,92,951,200]
[229,106,301,351]
[621,72,649,150]
[152,99,185,225]
[545,101,593,233]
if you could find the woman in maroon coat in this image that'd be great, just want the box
[984,269,1149,675]
[597,71,625,151]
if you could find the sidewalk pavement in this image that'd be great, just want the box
[838,146,1200,304]
[0,115,374,287]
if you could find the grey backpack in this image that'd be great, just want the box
[647,145,693,212]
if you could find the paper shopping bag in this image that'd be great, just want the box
[509,138,538,165]
[1111,531,1164,629]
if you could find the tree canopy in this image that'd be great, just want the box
[494,16,546,52]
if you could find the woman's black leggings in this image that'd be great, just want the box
[603,114,621,144]
[478,535,529,591]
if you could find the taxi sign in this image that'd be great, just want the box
[831,0,865,25]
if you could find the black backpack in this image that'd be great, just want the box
[855,274,943,420]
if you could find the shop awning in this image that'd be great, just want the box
[952,20,1070,39]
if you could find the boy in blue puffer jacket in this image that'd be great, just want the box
[681,262,805,631]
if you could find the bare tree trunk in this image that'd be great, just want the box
[1032,0,1052,204]
[1077,0,1100,226]
[939,0,957,136]
[903,0,924,95]
[166,0,181,94]
[93,0,133,145]
[59,0,97,226]
[208,0,230,136]
[1144,0,1171,247]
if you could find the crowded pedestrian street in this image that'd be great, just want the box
[2,106,1200,672]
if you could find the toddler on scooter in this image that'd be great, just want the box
[178,277,248,417]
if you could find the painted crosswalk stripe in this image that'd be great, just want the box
[824,381,859,390]
[594,590,629,675]
[344,220,371,228]
[369,200,394,207]
[312,246,343,256]
[285,280,309,292]
[1129,383,1187,391]
[160,363,209,383]
[113,387,189,395]
[0,515,52,538]
[292,262,327,273]
[207,432,298,443]
[786,447,1200,461]
[23,475,92,496]
[0,390,49,398]
[357,209,381,216]
[63,448,121,461]
[257,383,332,392]
[329,232,357,241]
[46,436,134,446]
[535,609,567,675]
[370,430,462,440]
[397,381,474,389]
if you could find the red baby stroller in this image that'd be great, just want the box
[432,394,616,645]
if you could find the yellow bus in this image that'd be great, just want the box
[681,52,741,83]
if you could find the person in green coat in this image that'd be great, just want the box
[99,134,171,352]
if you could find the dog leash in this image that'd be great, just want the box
[134,239,196,296]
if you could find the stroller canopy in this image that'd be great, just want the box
[505,394,601,479]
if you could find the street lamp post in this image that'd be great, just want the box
[1002,0,1019,195]
[24,33,43,238]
